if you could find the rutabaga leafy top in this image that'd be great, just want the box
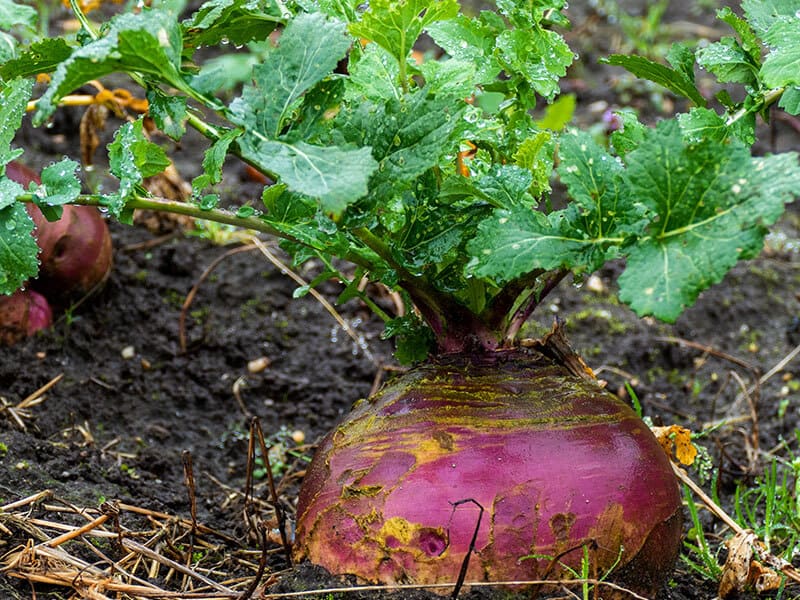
[1,0,800,357]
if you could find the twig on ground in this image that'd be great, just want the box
[248,235,379,366]
[179,244,259,352]
[249,418,293,566]
[728,370,759,471]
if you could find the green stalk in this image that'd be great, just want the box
[726,87,784,127]
[69,0,98,39]
[16,193,383,273]
[352,227,502,353]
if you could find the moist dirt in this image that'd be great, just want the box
[2,1,800,599]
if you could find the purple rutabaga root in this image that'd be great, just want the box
[294,350,682,597]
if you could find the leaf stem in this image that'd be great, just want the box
[17,192,372,273]
[69,0,99,40]
[503,269,570,344]
[726,87,784,127]
[352,227,500,353]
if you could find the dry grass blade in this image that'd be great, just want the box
[0,490,53,512]
[0,493,261,599]
[0,374,63,430]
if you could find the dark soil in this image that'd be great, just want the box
[2,1,800,599]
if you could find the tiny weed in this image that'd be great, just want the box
[681,484,723,581]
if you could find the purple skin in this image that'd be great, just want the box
[26,203,114,303]
[0,290,53,345]
[6,161,113,304]
[295,351,682,596]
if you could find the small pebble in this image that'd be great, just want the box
[585,274,606,294]
[248,356,271,373]
[121,345,135,359]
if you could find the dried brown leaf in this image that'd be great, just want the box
[719,531,783,598]
[79,104,108,167]
[719,531,756,599]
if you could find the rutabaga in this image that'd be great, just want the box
[1,0,799,594]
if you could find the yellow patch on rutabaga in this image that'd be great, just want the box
[379,516,415,545]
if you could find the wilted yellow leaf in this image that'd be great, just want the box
[651,424,698,466]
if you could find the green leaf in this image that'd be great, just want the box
[189,52,259,94]
[759,19,800,88]
[495,26,572,100]
[467,206,602,281]
[741,0,796,36]
[696,37,758,85]
[382,314,434,365]
[192,128,241,197]
[0,177,23,208]
[513,131,553,196]
[317,0,361,21]
[0,38,73,80]
[286,78,346,142]
[35,9,185,124]
[609,110,646,157]
[602,54,707,107]
[399,203,488,272]
[427,13,503,84]
[717,7,761,64]
[37,159,81,207]
[226,12,372,214]
[346,43,401,101]
[336,91,465,202]
[229,12,350,138]
[261,188,374,263]
[677,107,730,142]
[467,131,640,282]
[535,94,575,131]
[779,86,800,115]
[666,42,697,84]
[558,131,632,235]
[496,0,567,28]
[618,121,800,321]
[0,0,36,29]
[0,78,32,167]
[677,107,755,145]
[147,89,187,140]
[349,0,459,66]
[474,165,534,209]
[182,0,283,48]
[241,138,376,216]
[434,11,505,65]
[107,119,170,217]
[418,58,476,99]
[0,203,39,295]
